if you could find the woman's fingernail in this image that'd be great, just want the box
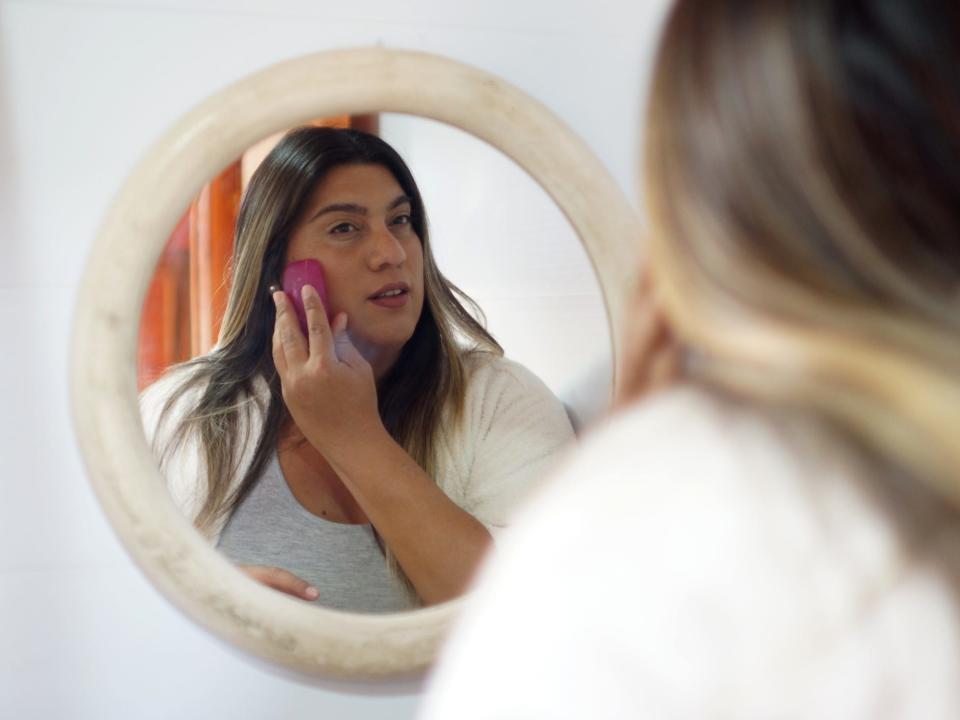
[271,291,282,307]
[305,586,319,600]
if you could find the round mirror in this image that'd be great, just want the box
[71,48,640,678]
[138,113,611,425]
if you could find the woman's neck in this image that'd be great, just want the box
[371,349,401,383]
[346,334,402,383]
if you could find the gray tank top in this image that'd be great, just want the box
[217,452,415,613]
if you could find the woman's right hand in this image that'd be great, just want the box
[615,269,683,409]
[271,286,384,463]
[237,564,320,602]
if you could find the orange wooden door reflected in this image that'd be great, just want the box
[137,212,191,389]
[189,161,241,357]
[137,114,377,391]
[136,160,240,390]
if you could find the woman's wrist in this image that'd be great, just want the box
[314,420,396,479]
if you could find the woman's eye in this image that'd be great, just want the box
[330,222,358,234]
[391,214,412,226]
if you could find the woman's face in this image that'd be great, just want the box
[284,163,425,362]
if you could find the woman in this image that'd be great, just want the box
[140,127,575,613]
[422,0,960,715]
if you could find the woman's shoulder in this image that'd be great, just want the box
[562,383,802,486]
[435,351,575,533]
[139,362,203,401]
[456,351,573,432]
[458,351,572,418]
[138,363,207,444]
[517,383,942,661]
[552,385,871,531]
[139,359,269,444]
[425,386,960,716]
[460,350,552,392]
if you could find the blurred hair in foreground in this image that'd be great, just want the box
[417,2,960,717]
[643,0,960,515]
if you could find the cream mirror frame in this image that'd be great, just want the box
[71,48,641,679]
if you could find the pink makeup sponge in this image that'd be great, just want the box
[281,259,330,336]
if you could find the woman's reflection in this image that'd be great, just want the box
[140,127,574,613]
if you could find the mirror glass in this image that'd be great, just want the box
[137,113,610,615]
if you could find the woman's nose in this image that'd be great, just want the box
[367,224,407,269]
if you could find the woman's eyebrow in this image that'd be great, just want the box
[308,196,411,223]
[308,203,367,222]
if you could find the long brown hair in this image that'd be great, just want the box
[153,127,501,570]
[642,0,960,508]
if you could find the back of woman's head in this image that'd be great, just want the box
[644,0,960,503]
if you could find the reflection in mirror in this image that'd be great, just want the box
[137,115,607,614]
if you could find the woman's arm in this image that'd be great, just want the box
[326,428,493,605]
[272,286,492,605]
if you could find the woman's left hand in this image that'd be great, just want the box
[271,286,384,459]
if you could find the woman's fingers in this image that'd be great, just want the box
[272,290,308,367]
[237,564,320,601]
[615,271,682,408]
[647,326,682,391]
[302,284,335,363]
[271,290,288,375]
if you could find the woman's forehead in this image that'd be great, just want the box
[307,163,408,211]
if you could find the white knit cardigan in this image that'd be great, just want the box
[422,386,960,718]
[140,352,576,543]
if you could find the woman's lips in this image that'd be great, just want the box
[369,288,409,308]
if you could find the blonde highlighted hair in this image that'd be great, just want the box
[642,0,960,506]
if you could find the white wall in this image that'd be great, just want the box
[378,114,609,401]
[0,0,668,717]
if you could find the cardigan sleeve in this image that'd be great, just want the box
[139,366,268,541]
[450,354,576,539]
[138,366,209,524]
